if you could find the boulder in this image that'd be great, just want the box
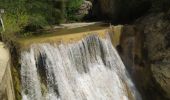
[75,0,92,19]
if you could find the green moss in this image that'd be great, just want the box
[12,66,22,100]
[41,83,48,96]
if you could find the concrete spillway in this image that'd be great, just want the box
[0,24,142,100]
[20,35,141,100]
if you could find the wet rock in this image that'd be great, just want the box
[117,23,170,100]
[151,63,170,98]
[134,11,170,99]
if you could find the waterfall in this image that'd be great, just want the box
[20,34,141,100]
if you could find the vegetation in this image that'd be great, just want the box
[66,0,84,21]
[0,0,84,36]
[1,0,170,37]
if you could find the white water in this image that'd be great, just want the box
[21,35,141,100]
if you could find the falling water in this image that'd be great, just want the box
[20,34,141,100]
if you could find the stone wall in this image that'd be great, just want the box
[0,42,15,100]
[0,62,15,100]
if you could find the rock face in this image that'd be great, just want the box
[135,12,170,99]
[117,23,170,100]
[151,64,170,98]
[89,0,151,23]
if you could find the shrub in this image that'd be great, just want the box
[23,14,47,32]
[67,0,83,9]
[0,0,65,36]
[66,0,84,21]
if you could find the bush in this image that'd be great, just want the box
[0,0,86,36]
[23,14,47,32]
[67,0,83,9]
[3,12,29,35]
[66,0,84,21]
[0,0,65,36]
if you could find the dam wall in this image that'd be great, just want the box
[0,42,15,100]
[0,24,124,100]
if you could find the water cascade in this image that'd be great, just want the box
[20,34,141,100]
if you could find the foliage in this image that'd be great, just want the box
[67,0,83,9]
[0,0,85,36]
[0,0,65,36]
[66,0,84,21]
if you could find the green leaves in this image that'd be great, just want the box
[0,0,65,35]
[0,0,85,36]
[66,0,84,21]
[67,0,83,9]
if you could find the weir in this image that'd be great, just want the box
[0,24,142,100]
[20,34,141,100]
